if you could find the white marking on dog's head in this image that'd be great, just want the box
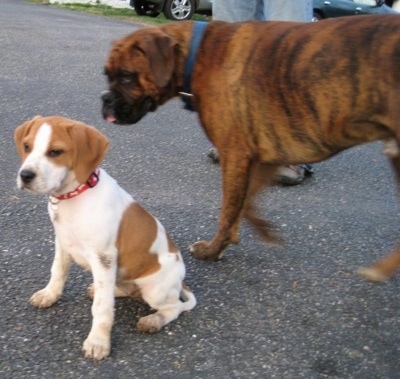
[16,122,70,195]
[14,116,109,197]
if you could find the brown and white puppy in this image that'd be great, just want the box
[14,115,196,360]
[101,16,400,281]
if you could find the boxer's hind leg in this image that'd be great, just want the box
[358,150,400,282]
[190,151,252,260]
[243,162,282,245]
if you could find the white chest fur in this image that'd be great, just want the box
[48,169,132,270]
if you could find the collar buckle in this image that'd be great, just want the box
[181,21,208,111]
[87,170,99,188]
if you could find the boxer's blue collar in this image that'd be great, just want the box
[180,21,208,111]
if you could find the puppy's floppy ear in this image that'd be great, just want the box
[71,121,109,184]
[138,31,178,88]
[14,115,42,159]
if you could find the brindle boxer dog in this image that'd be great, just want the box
[102,15,400,281]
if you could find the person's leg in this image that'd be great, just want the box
[263,0,314,184]
[263,0,312,22]
[213,0,258,22]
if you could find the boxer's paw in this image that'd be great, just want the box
[357,267,389,283]
[189,241,224,261]
[30,288,60,308]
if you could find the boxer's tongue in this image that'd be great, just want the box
[106,115,116,123]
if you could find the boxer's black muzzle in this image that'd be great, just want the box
[101,90,156,125]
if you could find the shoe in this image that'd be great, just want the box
[207,148,220,163]
[207,148,313,186]
[276,164,314,186]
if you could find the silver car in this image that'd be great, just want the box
[131,0,212,21]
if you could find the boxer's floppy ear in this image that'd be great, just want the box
[14,115,42,159]
[71,122,109,184]
[138,32,177,88]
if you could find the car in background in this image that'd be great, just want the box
[131,0,397,22]
[130,0,212,21]
[313,0,398,21]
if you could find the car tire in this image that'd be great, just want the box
[132,0,161,17]
[163,0,195,21]
[312,11,323,22]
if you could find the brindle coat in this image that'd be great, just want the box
[102,15,400,281]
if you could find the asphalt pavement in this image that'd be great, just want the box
[0,1,399,378]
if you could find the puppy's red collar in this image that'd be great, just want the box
[52,168,100,201]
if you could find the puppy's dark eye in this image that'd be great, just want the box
[48,149,63,158]
[23,143,30,153]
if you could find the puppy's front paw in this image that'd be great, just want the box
[83,334,110,361]
[30,288,60,308]
[137,313,165,333]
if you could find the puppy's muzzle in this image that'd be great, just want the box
[20,169,36,184]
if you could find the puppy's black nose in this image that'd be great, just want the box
[20,169,36,184]
[101,90,113,105]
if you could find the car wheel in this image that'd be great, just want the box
[163,0,195,21]
[132,0,161,17]
[312,11,323,22]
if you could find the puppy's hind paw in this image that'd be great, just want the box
[30,288,60,308]
[137,313,165,333]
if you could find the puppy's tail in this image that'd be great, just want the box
[180,282,196,311]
